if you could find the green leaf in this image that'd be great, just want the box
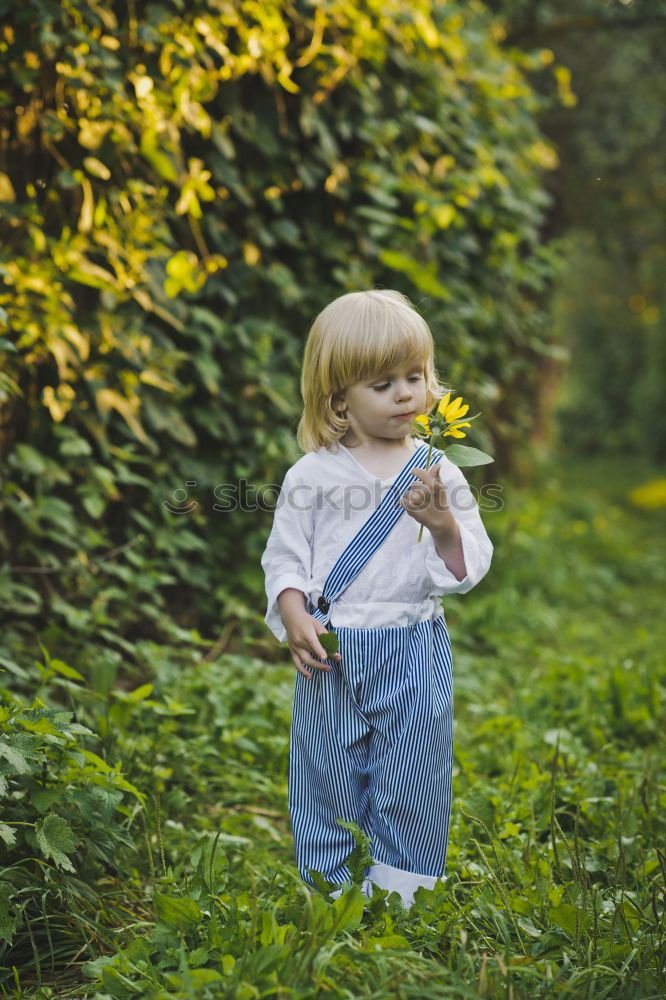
[329,883,366,934]
[57,431,93,457]
[31,787,63,813]
[0,739,32,774]
[124,683,154,703]
[166,970,223,989]
[12,443,48,475]
[548,903,578,937]
[364,933,410,950]
[140,128,179,181]
[378,250,452,299]
[319,631,339,656]
[0,882,19,945]
[517,916,542,937]
[48,658,85,681]
[0,656,29,680]
[0,823,16,848]
[440,444,494,467]
[153,892,202,930]
[308,867,340,896]
[82,492,106,519]
[34,814,77,872]
[336,818,373,883]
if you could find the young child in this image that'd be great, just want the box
[261,289,493,909]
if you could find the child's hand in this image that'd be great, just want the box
[283,612,342,680]
[400,464,459,540]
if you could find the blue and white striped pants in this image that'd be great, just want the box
[288,613,453,904]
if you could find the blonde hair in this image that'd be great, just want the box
[296,289,451,453]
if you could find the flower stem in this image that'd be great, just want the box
[417,436,435,543]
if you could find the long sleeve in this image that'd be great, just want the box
[260,466,313,643]
[422,459,494,595]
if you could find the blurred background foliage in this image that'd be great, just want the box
[0,0,664,989]
[485,0,666,458]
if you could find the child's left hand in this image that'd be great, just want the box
[400,464,459,540]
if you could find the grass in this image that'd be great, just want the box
[2,453,664,998]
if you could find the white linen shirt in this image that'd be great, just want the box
[261,436,494,643]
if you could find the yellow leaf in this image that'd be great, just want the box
[413,10,440,49]
[78,177,94,233]
[432,203,456,228]
[277,63,300,93]
[70,258,117,290]
[139,370,178,392]
[134,75,154,99]
[96,388,150,445]
[243,242,261,266]
[0,171,16,202]
[83,156,111,180]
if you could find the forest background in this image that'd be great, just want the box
[0,0,664,996]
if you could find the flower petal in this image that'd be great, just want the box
[451,403,469,419]
[444,396,465,420]
[436,392,451,417]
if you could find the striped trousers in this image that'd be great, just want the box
[288,613,453,907]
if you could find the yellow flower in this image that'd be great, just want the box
[443,421,471,438]
[437,392,470,423]
[628,478,666,509]
[413,413,431,433]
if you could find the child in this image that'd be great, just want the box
[261,289,493,909]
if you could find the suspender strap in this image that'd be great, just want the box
[308,442,444,627]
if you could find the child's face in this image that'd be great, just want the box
[334,358,427,448]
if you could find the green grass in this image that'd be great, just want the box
[2,455,664,998]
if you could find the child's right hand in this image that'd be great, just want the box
[284,613,342,680]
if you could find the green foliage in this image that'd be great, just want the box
[1,454,664,995]
[553,232,666,462]
[335,820,374,888]
[0,695,144,975]
[5,3,661,995]
[486,0,666,461]
[0,0,563,672]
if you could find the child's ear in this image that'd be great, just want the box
[331,390,346,413]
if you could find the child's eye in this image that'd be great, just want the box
[373,375,423,392]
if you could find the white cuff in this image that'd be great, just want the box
[366,860,447,909]
[265,574,310,643]
[327,866,447,910]
[423,521,483,595]
[329,879,373,902]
